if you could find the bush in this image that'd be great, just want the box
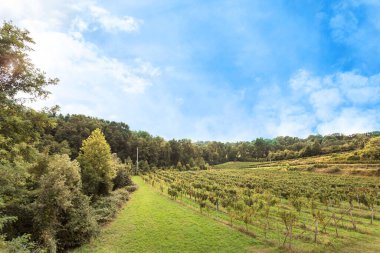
[93,188,130,224]
[3,234,43,253]
[126,185,138,193]
[313,163,328,168]
[113,169,133,190]
[347,155,360,161]
[34,155,98,251]
[327,167,341,174]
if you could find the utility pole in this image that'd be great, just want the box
[136,147,139,175]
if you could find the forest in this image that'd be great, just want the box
[35,113,380,172]
[1,22,380,253]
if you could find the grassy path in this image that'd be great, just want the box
[73,177,263,253]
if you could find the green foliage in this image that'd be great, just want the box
[34,154,98,252]
[112,154,132,190]
[48,113,380,168]
[77,129,115,196]
[138,160,150,174]
[361,136,380,160]
[92,188,130,224]
[53,115,105,158]
[0,22,132,252]
[0,21,58,101]
[3,234,42,253]
[280,210,298,249]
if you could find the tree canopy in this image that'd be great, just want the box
[77,128,115,196]
[0,21,58,101]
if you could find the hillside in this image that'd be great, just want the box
[214,153,380,177]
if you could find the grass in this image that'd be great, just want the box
[72,176,268,253]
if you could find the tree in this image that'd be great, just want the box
[290,196,308,226]
[262,192,278,239]
[0,21,58,101]
[34,155,98,252]
[362,189,376,225]
[176,161,183,171]
[112,154,132,190]
[77,128,115,196]
[138,160,150,174]
[0,21,60,250]
[360,137,380,160]
[280,210,297,249]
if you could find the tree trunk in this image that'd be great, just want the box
[314,219,318,243]
[333,213,338,237]
[349,205,356,230]
[283,231,288,246]
[289,225,293,250]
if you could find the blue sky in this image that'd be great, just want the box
[1,0,380,140]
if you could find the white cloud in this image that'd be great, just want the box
[0,0,157,117]
[335,72,380,104]
[253,69,380,137]
[289,69,321,94]
[317,108,379,135]
[309,88,342,120]
[89,5,142,32]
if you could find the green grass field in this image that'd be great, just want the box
[73,176,270,253]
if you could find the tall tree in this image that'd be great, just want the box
[77,129,115,196]
[0,21,57,102]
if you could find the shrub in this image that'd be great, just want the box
[126,185,138,193]
[327,167,341,174]
[347,155,360,161]
[4,234,43,253]
[313,163,328,168]
[34,155,98,251]
[113,169,133,190]
[93,188,130,224]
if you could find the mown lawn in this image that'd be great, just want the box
[73,176,266,253]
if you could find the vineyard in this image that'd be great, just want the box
[214,153,380,177]
[144,167,380,252]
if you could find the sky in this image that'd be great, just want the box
[1,0,380,141]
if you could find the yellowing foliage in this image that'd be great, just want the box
[77,128,115,196]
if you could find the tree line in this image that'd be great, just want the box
[49,113,380,173]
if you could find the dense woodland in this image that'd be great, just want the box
[49,113,380,174]
[1,22,380,252]
[56,114,379,163]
